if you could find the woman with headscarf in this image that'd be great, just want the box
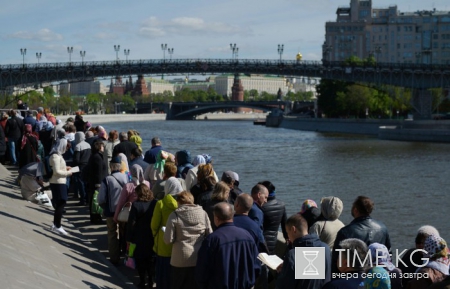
[72,132,91,206]
[144,150,175,187]
[126,184,157,288]
[130,135,143,156]
[151,177,182,289]
[104,130,119,173]
[49,138,72,235]
[113,164,150,255]
[164,191,212,289]
[118,152,131,181]
[19,124,38,169]
[185,154,219,190]
[406,235,450,289]
[367,243,402,289]
[190,163,217,206]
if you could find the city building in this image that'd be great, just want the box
[214,74,289,97]
[60,79,107,96]
[324,0,450,64]
[147,78,175,95]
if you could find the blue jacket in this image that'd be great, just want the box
[248,202,264,231]
[144,145,163,164]
[276,234,331,289]
[196,222,261,289]
[233,214,267,253]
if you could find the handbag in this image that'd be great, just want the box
[125,256,135,269]
[117,202,132,222]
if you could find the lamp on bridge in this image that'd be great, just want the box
[80,51,86,65]
[67,47,73,63]
[124,49,130,62]
[161,44,168,60]
[168,48,174,60]
[20,48,27,67]
[277,44,284,61]
[114,45,120,61]
[230,43,238,60]
[36,52,42,64]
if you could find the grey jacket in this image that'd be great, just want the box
[98,171,129,217]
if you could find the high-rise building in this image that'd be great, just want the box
[324,0,450,64]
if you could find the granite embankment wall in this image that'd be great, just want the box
[279,116,401,136]
[273,116,450,142]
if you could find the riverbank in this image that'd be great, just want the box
[65,112,268,124]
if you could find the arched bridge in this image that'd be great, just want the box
[137,101,314,120]
[1,59,450,90]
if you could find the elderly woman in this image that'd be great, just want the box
[406,235,449,289]
[151,177,182,289]
[104,130,119,173]
[203,181,230,230]
[49,138,72,235]
[190,163,217,206]
[72,131,91,206]
[126,183,157,288]
[19,124,38,169]
[114,164,150,253]
[164,191,212,289]
[144,150,175,187]
[367,243,402,289]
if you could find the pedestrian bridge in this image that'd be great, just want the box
[1,59,449,90]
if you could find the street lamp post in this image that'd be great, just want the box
[168,48,174,60]
[20,48,27,67]
[114,45,120,61]
[36,52,42,64]
[67,46,73,63]
[161,44,168,60]
[277,44,284,61]
[124,49,130,62]
[230,43,238,60]
[80,51,86,64]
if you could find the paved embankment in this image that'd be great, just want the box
[0,164,135,289]
[70,112,267,124]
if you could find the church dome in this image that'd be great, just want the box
[296,52,303,61]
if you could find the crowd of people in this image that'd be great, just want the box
[2,104,450,289]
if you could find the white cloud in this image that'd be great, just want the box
[7,28,63,42]
[139,16,251,38]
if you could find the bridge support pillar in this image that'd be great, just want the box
[165,102,174,120]
[412,89,432,120]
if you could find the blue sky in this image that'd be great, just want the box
[1,0,449,66]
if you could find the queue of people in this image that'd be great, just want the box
[4,108,449,289]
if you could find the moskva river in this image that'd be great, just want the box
[101,119,450,252]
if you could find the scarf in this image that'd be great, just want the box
[154,150,168,174]
[21,124,37,149]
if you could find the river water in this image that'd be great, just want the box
[100,119,450,252]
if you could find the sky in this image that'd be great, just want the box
[1,0,449,67]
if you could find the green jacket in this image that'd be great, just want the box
[151,194,178,257]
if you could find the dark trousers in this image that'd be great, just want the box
[73,173,86,203]
[155,256,171,289]
[171,266,197,289]
[53,199,66,228]
[135,256,155,286]
[50,183,67,227]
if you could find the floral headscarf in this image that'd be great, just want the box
[21,124,37,149]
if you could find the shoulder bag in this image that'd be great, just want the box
[118,202,132,222]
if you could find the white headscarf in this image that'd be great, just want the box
[164,177,183,196]
[49,138,68,155]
